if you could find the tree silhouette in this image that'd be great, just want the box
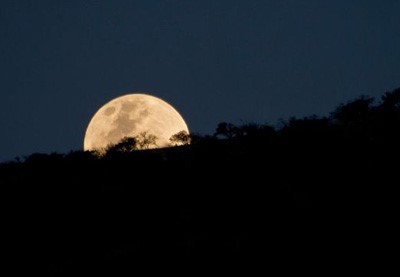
[236,123,276,138]
[214,122,239,139]
[170,130,191,146]
[106,136,137,155]
[136,131,158,149]
[331,96,374,124]
[381,88,400,111]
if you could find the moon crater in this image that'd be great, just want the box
[104,107,116,116]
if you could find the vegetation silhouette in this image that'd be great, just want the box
[106,136,137,154]
[2,88,399,274]
[169,130,191,146]
[136,131,158,149]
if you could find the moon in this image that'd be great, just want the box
[84,93,189,151]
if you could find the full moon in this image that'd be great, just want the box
[84,93,189,151]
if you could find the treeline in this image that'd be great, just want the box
[1,87,399,274]
[5,87,399,163]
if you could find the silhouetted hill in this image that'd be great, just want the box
[2,88,399,274]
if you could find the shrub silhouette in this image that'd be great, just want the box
[381,88,400,111]
[170,130,191,146]
[331,96,374,125]
[214,122,239,139]
[105,136,137,157]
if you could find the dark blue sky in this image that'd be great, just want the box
[1,0,399,160]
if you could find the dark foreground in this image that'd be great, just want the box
[2,90,399,274]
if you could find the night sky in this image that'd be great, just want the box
[1,0,399,161]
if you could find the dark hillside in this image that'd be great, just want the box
[2,88,399,274]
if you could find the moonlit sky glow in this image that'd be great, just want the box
[0,0,399,161]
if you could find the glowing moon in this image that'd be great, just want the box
[84,93,189,151]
